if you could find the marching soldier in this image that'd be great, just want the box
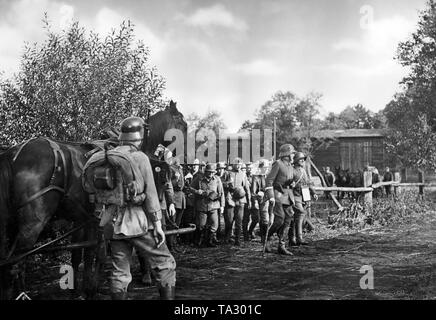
[264,144,296,255]
[106,117,176,299]
[216,161,230,240]
[182,159,201,245]
[168,157,186,249]
[138,144,176,285]
[190,163,225,247]
[289,152,318,247]
[223,157,251,246]
[246,160,269,242]
[242,162,253,241]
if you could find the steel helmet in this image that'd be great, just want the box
[258,159,267,168]
[293,152,307,163]
[119,117,145,142]
[217,162,227,169]
[278,144,295,158]
[205,163,217,173]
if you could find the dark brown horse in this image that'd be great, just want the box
[334,166,351,199]
[0,101,186,299]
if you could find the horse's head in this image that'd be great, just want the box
[145,100,187,155]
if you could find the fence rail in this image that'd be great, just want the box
[312,170,432,211]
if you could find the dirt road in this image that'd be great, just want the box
[25,207,436,300]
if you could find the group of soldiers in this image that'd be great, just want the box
[99,117,319,300]
[164,144,318,256]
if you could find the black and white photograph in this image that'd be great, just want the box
[0,0,435,308]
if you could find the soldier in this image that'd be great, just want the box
[289,152,318,247]
[138,144,176,286]
[264,144,296,255]
[323,166,335,199]
[181,159,201,245]
[242,162,253,241]
[107,117,176,300]
[168,157,186,250]
[246,160,269,242]
[215,162,230,240]
[223,157,251,246]
[190,163,225,247]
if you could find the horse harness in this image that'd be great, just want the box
[13,137,68,210]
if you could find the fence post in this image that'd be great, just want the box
[418,170,425,199]
[363,171,373,213]
[394,172,401,197]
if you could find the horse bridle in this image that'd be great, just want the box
[12,137,68,211]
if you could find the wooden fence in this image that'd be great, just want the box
[312,171,435,212]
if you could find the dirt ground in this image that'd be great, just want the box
[24,193,436,300]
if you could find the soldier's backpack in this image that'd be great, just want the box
[82,144,146,219]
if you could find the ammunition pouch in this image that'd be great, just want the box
[273,183,284,194]
[207,191,220,201]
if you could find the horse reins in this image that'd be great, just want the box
[12,137,68,210]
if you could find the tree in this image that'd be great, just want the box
[0,17,166,146]
[321,104,386,130]
[240,90,324,155]
[186,109,227,134]
[383,0,436,170]
[384,114,436,170]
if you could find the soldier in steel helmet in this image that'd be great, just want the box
[189,163,225,247]
[264,144,296,255]
[245,159,269,242]
[289,151,318,247]
[215,161,229,241]
[108,116,176,300]
[223,157,251,246]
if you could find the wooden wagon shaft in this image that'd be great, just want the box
[36,224,197,253]
[0,224,196,267]
[308,158,344,211]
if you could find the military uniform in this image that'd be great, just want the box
[215,162,229,239]
[289,152,316,246]
[265,158,295,254]
[246,171,269,242]
[223,160,251,246]
[171,161,186,227]
[107,144,176,299]
[190,164,225,247]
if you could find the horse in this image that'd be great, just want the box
[0,100,187,300]
[349,170,364,200]
[334,166,351,199]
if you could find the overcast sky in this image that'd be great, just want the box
[0,0,428,131]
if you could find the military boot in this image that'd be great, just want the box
[277,241,293,256]
[289,221,298,247]
[248,223,256,240]
[264,237,273,253]
[207,229,218,248]
[296,214,309,246]
[111,291,128,300]
[260,224,267,244]
[159,286,175,300]
[196,229,206,247]
[234,234,241,246]
[242,226,249,241]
